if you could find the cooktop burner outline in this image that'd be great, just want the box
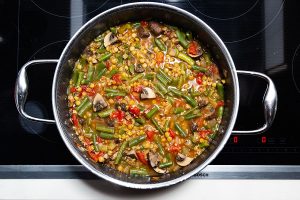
[187,0,259,21]
[292,43,300,94]
[30,0,110,19]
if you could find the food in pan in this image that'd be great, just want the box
[67,21,225,176]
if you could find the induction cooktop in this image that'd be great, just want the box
[1,0,300,179]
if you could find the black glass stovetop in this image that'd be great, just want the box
[1,0,300,165]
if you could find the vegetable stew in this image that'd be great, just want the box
[67,21,225,176]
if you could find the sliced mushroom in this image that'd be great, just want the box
[148,151,166,174]
[204,105,216,120]
[148,21,162,35]
[197,97,209,108]
[134,64,145,73]
[93,93,108,112]
[137,26,150,38]
[140,87,156,99]
[104,32,118,47]
[176,153,194,167]
[187,41,203,58]
[125,150,137,159]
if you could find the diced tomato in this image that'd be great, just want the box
[136,151,148,165]
[197,117,204,127]
[196,72,204,85]
[97,137,102,143]
[146,130,155,141]
[216,101,224,108]
[71,113,79,127]
[169,129,176,138]
[174,99,184,107]
[156,52,164,64]
[188,41,198,56]
[128,106,140,117]
[84,138,91,146]
[70,87,76,93]
[199,130,212,138]
[112,74,122,85]
[132,85,143,93]
[141,21,148,27]
[111,110,125,122]
[105,61,110,69]
[115,96,123,101]
[169,144,181,154]
[88,151,102,162]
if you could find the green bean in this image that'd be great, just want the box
[144,73,154,80]
[71,70,79,84]
[177,52,195,66]
[78,100,92,117]
[130,73,144,83]
[76,97,89,111]
[98,132,116,140]
[128,135,147,147]
[110,27,117,34]
[98,108,115,118]
[154,135,165,156]
[182,95,197,107]
[94,63,107,81]
[174,107,185,114]
[106,68,118,78]
[163,118,170,131]
[174,122,187,138]
[168,87,183,97]
[132,22,141,28]
[177,75,184,89]
[217,82,224,99]
[158,69,172,83]
[166,96,175,105]
[192,65,207,73]
[217,106,224,118]
[86,65,94,83]
[186,31,193,41]
[98,52,112,62]
[92,133,99,152]
[191,91,201,97]
[76,71,84,87]
[156,73,168,86]
[97,47,106,54]
[137,104,145,111]
[154,38,167,51]
[114,141,128,164]
[159,161,173,168]
[153,85,165,98]
[182,106,199,116]
[155,81,168,95]
[95,124,114,134]
[129,169,148,176]
[79,57,87,66]
[184,113,202,120]
[105,92,126,97]
[129,64,135,75]
[176,30,189,48]
[105,88,120,93]
[151,118,164,135]
[146,106,159,119]
[135,118,146,125]
[203,52,212,65]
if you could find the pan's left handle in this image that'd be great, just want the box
[15,59,58,124]
[232,70,278,135]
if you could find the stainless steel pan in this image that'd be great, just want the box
[15,2,277,189]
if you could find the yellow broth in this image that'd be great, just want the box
[67,21,225,176]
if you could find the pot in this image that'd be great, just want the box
[15,2,277,189]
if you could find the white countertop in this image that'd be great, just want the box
[1,179,299,200]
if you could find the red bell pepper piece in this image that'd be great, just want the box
[112,74,122,85]
[128,106,140,117]
[146,130,155,141]
[136,151,148,165]
[71,113,79,127]
[169,129,176,138]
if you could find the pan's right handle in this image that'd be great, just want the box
[232,70,278,135]
[15,59,59,124]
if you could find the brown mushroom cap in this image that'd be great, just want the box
[176,153,194,167]
[140,87,156,99]
[148,151,166,174]
[104,32,118,47]
[93,93,108,112]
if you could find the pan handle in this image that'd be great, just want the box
[15,59,58,124]
[232,70,278,135]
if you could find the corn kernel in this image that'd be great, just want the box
[165,132,170,137]
[89,83,95,88]
[82,91,87,96]
[117,165,123,172]
[108,99,114,104]
[167,137,172,142]
[98,156,105,163]
[74,96,79,101]
[75,100,81,106]
[128,124,134,130]
[77,87,82,92]
[129,100,135,105]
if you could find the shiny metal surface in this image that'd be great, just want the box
[1,165,299,179]
[15,59,58,124]
[14,2,277,189]
[232,70,278,134]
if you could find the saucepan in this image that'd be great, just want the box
[15,2,277,189]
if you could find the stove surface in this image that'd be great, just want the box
[1,0,300,167]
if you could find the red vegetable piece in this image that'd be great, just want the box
[136,151,148,165]
[71,113,79,127]
[146,130,155,141]
[128,106,141,117]
[169,129,176,138]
